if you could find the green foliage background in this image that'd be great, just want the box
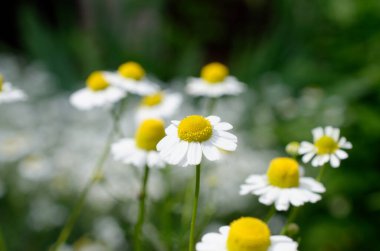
[1,0,380,250]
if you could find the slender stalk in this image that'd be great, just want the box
[0,227,7,251]
[264,205,276,223]
[317,164,327,182]
[206,98,217,115]
[188,164,201,251]
[51,103,126,251]
[134,165,151,251]
[280,206,299,235]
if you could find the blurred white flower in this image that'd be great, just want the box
[105,61,159,96]
[19,154,53,181]
[196,217,298,251]
[93,217,125,249]
[299,126,352,167]
[136,91,182,123]
[0,73,27,104]
[157,115,237,167]
[240,157,325,211]
[70,71,126,110]
[186,62,245,97]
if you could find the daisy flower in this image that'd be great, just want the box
[0,74,27,104]
[186,62,245,98]
[104,61,159,96]
[70,71,126,110]
[196,217,298,251]
[136,91,182,123]
[157,115,237,167]
[240,157,325,211]
[298,126,352,167]
[112,119,166,168]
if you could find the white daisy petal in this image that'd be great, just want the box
[213,122,233,131]
[207,116,221,125]
[210,136,237,151]
[201,141,221,161]
[312,127,324,140]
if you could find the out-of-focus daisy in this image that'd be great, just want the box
[186,62,245,98]
[0,73,27,103]
[105,61,159,96]
[157,115,237,167]
[112,119,166,168]
[298,126,352,167]
[196,217,298,251]
[70,71,126,110]
[136,91,182,123]
[240,157,325,211]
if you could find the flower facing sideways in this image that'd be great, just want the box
[70,71,126,110]
[196,217,298,251]
[240,157,325,211]
[186,62,245,98]
[0,73,27,104]
[157,115,237,167]
[298,126,352,167]
[112,119,166,168]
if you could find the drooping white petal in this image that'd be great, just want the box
[201,141,221,161]
[210,136,237,152]
[312,127,324,141]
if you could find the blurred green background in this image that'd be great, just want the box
[1,0,380,250]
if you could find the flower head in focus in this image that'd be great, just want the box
[104,61,159,96]
[0,73,27,104]
[157,115,237,167]
[196,217,298,251]
[136,91,182,123]
[240,157,325,211]
[112,118,166,168]
[298,126,352,167]
[186,62,245,98]
[70,71,126,110]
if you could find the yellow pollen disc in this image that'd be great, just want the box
[141,92,164,107]
[135,119,166,151]
[178,115,212,142]
[227,217,271,251]
[0,74,4,92]
[315,136,338,154]
[201,62,229,84]
[267,157,300,188]
[86,71,109,91]
[118,61,145,81]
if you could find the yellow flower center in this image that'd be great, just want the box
[0,74,4,92]
[141,92,164,107]
[178,115,213,142]
[86,71,109,91]
[135,119,166,151]
[118,61,145,81]
[201,62,229,84]
[227,217,271,251]
[315,136,338,154]
[267,157,300,188]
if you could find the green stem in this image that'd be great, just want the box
[0,227,7,251]
[188,164,201,251]
[51,104,125,251]
[280,207,299,235]
[206,98,217,114]
[317,164,327,182]
[134,165,151,251]
[264,205,276,223]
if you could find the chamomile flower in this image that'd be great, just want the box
[157,115,237,167]
[104,61,159,96]
[70,71,126,110]
[196,217,298,251]
[111,119,166,168]
[298,126,352,167]
[186,62,245,97]
[240,157,325,211]
[136,91,182,123]
[0,74,27,104]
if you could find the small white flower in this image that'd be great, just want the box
[196,217,298,251]
[298,126,352,167]
[70,71,126,110]
[157,115,237,167]
[240,157,325,211]
[136,91,182,123]
[104,61,159,96]
[112,119,166,168]
[186,62,245,98]
[0,74,27,104]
